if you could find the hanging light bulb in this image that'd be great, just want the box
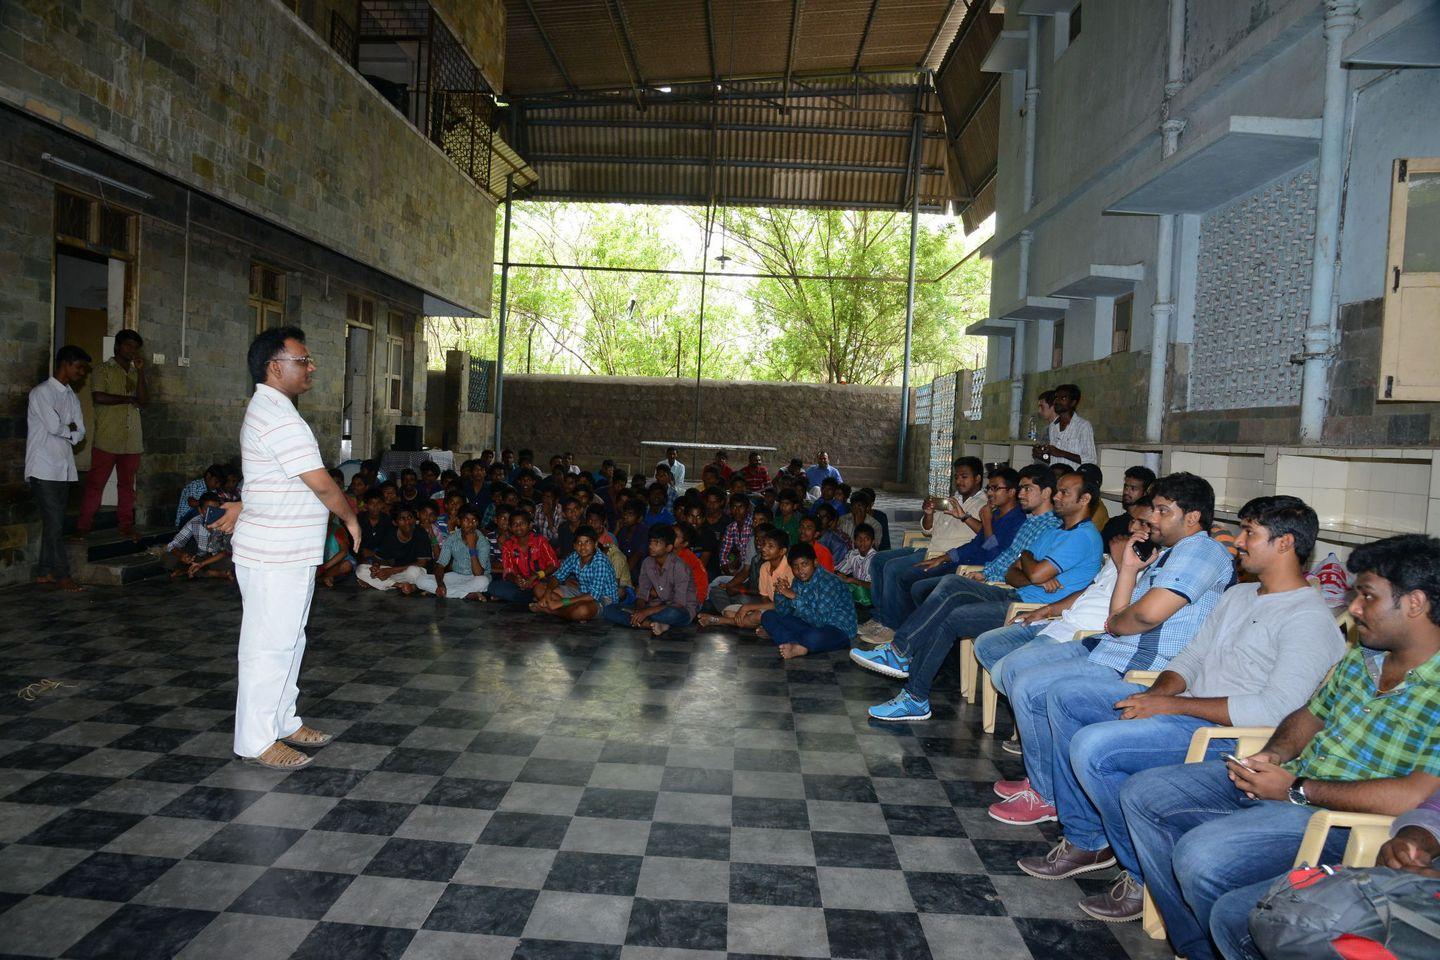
[714,207,731,268]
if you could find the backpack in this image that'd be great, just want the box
[1249,865,1440,959]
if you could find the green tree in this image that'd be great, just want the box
[720,207,988,384]
[427,202,988,386]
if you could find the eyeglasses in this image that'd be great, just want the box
[985,484,1011,492]
[272,354,316,366]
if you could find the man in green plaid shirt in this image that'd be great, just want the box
[1115,534,1440,960]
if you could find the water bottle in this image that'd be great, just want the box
[1026,415,1039,442]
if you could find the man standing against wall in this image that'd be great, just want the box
[76,329,147,539]
[1035,384,1096,470]
[658,446,686,489]
[213,326,361,770]
[26,345,91,591]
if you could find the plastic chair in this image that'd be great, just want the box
[1293,810,1396,868]
[952,570,1013,705]
[977,602,1044,732]
[1139,724,1278,940]
[901,530,930,549]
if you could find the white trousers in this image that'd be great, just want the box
[356,564,425,591]
[413,572,490,597]
[234,564,316,758]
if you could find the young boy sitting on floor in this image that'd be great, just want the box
[759,542,858,659]
[316,514,356,588]
[601,523,697,637]
[357,505,432,594]
[797,515,836,571]
[532,525,619,622]
[489,509,559,603]
[834,522,877,606]
[673,522,710,609]
[165,491,233,580]
[414,506,490,601]
[699,528,792,630]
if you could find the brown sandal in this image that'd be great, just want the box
[244,742,315,770]
[281,725,333,747]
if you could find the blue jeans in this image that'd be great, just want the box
[896,578,1018,702]
[973,621,1052,696]
[759,610,850,654]
[1213,878,1274,960]
[868,547,924,627]
[1005,647,1120,802]
[907,560,959,608]
[1120,762,1347,960]
[1056,698,1215,879]
[601,600,692,629]
[487,579,533,603]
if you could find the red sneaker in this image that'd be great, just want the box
[993,777,1031,800]
[988,789,1058,825]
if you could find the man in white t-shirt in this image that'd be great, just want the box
[211,327,361,771]
[1034,383,1096,470]
[1015,495,1343,926]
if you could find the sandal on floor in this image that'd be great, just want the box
[243,742,315,770]
[281,726,334,747]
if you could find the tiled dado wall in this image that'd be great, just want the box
[964,441,1440,560]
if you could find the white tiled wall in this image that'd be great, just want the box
[1272,455,1429,534]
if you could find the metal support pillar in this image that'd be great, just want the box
[493,175,513,451]
[896,97,923,484]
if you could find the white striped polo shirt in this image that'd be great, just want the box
[231,383,329,569]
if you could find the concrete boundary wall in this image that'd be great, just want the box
[497,375,909,488]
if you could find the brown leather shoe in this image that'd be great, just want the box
[1079,870,1144,922]
[1017,839,1116,880]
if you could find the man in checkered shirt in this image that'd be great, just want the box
[1122,533,1440,960]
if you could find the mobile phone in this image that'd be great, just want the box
[1220,752,1255,772]
[202,505,226,526]
[1133,539,1158,561]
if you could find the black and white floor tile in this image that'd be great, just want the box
[0,580,1172,960]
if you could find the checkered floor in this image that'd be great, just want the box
[0,579,1172,960]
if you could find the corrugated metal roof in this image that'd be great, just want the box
[500,1,994,214]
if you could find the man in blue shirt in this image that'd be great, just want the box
[804,450,842,496]
[986,472,1235,827]
[856,470,1104,722]
[760,542,858,659]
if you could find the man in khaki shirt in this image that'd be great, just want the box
[77,329,147,538]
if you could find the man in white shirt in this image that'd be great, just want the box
[211,327,361,771]
[25,345,92,591]
[1035,383,1096,469]
[657,446,686,489]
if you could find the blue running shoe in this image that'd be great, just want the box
[868,691,932,722]
[849,643,910,679]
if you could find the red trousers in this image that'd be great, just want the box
[78,449,141,532]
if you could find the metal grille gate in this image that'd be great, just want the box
[915,372,959,497]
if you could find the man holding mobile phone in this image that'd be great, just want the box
[1121,535,1440,960]
[211,327,361,772]
[1009,497,1341,926]
[984,474,1235,830]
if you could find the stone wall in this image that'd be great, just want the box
[0,0,497,313]
[0,107,435,587]
[1164,298,1439,447]
[975,351,1152,445]
[431,0,507,92]
[497,375,909,488]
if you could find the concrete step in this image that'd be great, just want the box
[65,526,174,586]
[81,526,174,563]
[69,550,167,586]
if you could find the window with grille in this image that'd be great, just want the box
[54,188,136,257]
[249,263,286,333]
[1112,294,1133,354]
[345,293,376,327]
[385,311,413,412]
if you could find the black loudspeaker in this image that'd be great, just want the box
[393,424,423,451]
